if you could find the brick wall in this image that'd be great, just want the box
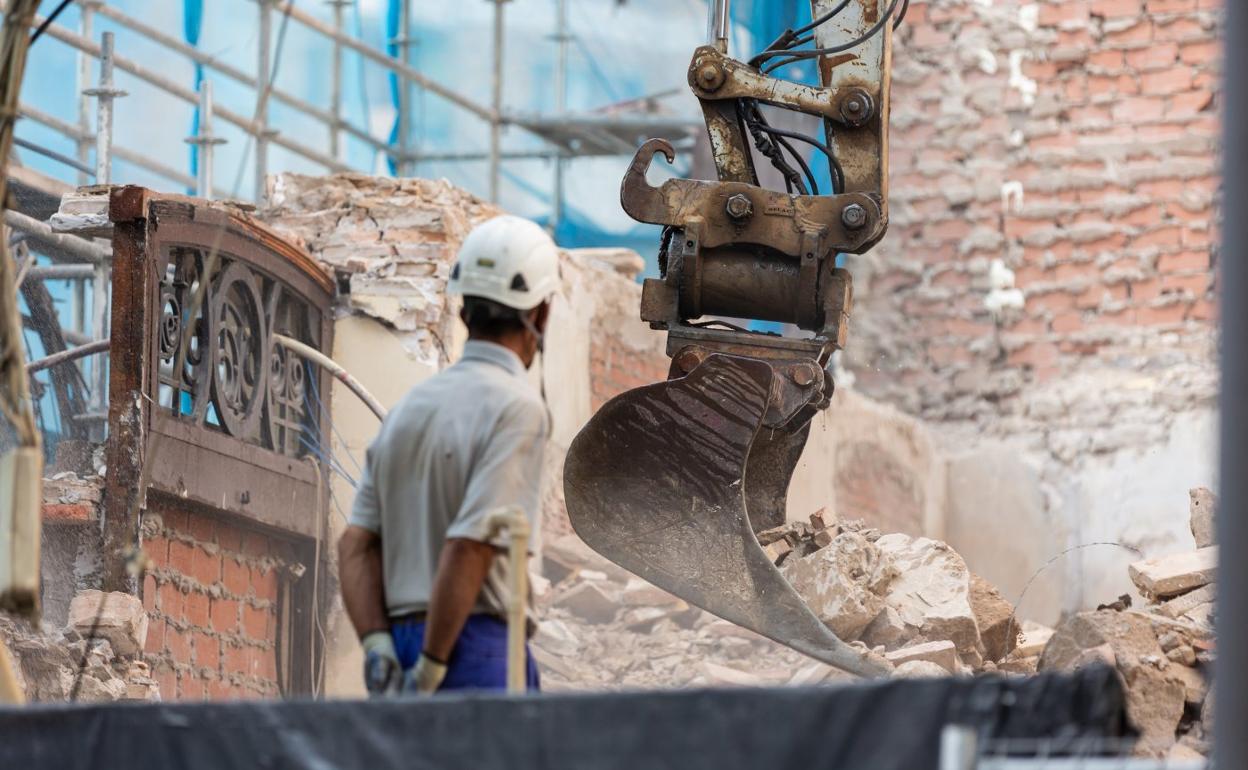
[140,496,304,700]
[847,0,1220,447]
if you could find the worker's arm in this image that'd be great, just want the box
[338,525,389,638]
[421,538,499,662]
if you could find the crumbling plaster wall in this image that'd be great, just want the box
[844,0,1222,619]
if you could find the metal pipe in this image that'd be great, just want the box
[489,0,507,202]
[12,136,95,175]
[87,31,122,183]
[75,0,96,186]
[396,0,411,176]
[709,0,731,53]
[185,80,225,198]
[23,264,96,281]
[1218,2,1247,768]
[551,0,568,233]
[2,210,111,264]
[256,0,272,202]
[272,334,387,421]
[327,0,347,161]
[25,338,110,375]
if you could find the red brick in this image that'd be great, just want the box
[1132,226,1183,249]
[242,605,270,641]
[1161,272,1211,296]
[42,503,92,523]
[189,547,221,586]
[143,574,158,612]
[1087,49,1125,70]
[222,557,250,597]
[1137,302,1189,326]
[1148,0,1197,10]
[1040,0,1090,26]
[155,666,177,700]
[1008,342,1060,369]
[1141,66,1195,95]
[165,625,191,663]
[194,631,220,671]
[1188,299,1217,321]
[180,673,205,701]
[250,564,278,601]
[145,619,165,655]
[168,540,195,575]
[1077,283,1128,308]
[207,678,233,701]
[1158,250,1208,272]
[1051,311,1084,333]
[143,535,169,567]
[1031,290,1077,313]
[1154,17,1207,42]
[248,646,277,682]
[186,591,210,628]
[1105,20,1153,45]
[1090,0,1141,17]
[1125,43,1178,70]
[211,598,241,634]
[223,643,250,676]
[1179,40,1221,66]
[241,533,270,559]
[1181,226,1213,249]
[1112,96,1166,123]
[217,524,244,554]
[187,513,216,545]
[1169,89,1215,117]
[158,581,185,620]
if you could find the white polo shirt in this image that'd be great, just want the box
[349,340,547,619]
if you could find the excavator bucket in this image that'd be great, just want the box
[564,353,891,678]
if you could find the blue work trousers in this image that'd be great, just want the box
[392,614,541,693]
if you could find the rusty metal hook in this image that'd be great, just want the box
[620,138,678,224]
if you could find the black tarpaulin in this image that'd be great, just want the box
[0,666,1129,770]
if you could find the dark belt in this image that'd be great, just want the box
[390,611,507,626]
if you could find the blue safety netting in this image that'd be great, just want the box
[184,0,204,191]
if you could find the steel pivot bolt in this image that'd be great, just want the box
[791,363,821,387]
[675,348,704,374]
[725,194,753,221]
[841,203,867,230]
[840,89,874,126]
[696,61,726,92]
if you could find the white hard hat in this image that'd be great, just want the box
[448,215,560,311]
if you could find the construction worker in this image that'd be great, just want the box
[337,215,558,696]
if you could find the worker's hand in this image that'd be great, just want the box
[361,631,402,697]
[403,652,449,696]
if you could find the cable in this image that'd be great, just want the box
[893,0,911,29]
[28,0,73,45]
[749,0,851,66]
[793,0,854,37]
[762,0,904,74]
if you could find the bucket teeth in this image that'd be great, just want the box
[563,353,891,678]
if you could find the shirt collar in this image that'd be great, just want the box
[461,340,526,377]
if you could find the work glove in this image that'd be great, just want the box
[403,652,449,696]
[361,631,403,697]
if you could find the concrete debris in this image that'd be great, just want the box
[67,590,149,656]
[1188,487,1216,549]
[968,573,1017,662]
[1127,547,1217,600]
[884,640,958,674]
[1035,494,1217,759]
[893,660,948,678]
[871,534,980,662]
[779,531,897,640]
[1,591,159,703]
[555,582,620,625]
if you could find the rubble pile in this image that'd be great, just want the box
[1035,487,1217,760]
[0,590,160,703]
[533,509,1022,689]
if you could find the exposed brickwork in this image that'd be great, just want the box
[140,498,296,701]
[589,331,670,412]
[846,0,1221,456]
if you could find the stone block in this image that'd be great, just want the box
[780,531,897,640]
[554,582,619,625]
[969,573,1017,662]
[67,590,149,656]
[1128,547,1216,599]
[885,640,958,673]
[874,534,980,658]
[893,660,948,678]
[1188,487,1216,548]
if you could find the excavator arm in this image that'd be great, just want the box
[564,0,900,678]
